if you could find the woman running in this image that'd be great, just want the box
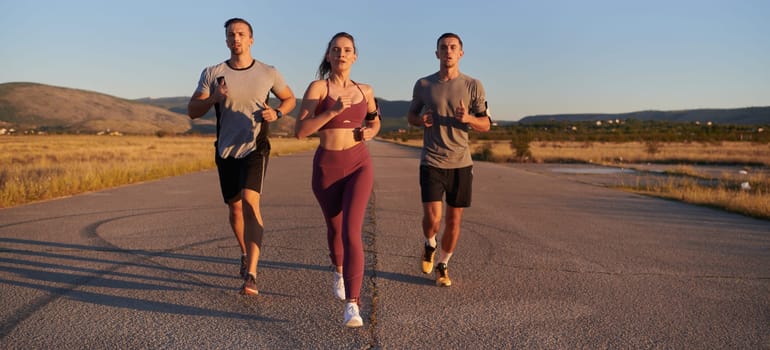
[294,32,381,328]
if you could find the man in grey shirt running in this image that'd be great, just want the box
[407,32,491,287]
[188,17,296,295]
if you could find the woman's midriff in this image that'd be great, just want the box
[318,128,362,151]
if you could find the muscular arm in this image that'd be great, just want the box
[408,106,434,128]
[407,81,430,127]
[187,91,216,119]
[468,115,491,132]
[271,86,296,118]
[407,110,424,127]
[407,100,430,128]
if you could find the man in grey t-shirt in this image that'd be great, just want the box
[407,32,491,287]
[188,18,296,295]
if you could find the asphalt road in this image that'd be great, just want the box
[1,140,768,349]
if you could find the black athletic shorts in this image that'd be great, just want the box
[215,140,270,203]
[419,165,473,208]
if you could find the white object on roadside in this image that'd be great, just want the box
[741,182,751,191]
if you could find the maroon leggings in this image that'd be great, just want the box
[312,142,373,301]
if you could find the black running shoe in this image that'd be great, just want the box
[239,255,247,279]
[421,244,436,274]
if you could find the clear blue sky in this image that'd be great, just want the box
[1,0,768,121]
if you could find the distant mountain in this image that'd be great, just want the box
[0,81,414,135]
[0,83,300,135]
[519,107,770,125]
[0,82,191,134]
[6,82,762,136]
[376,99,411,131]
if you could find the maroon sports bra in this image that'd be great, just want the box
[316,80,368,130]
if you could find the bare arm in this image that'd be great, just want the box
[407,110,422,127]
[454,100,490,132]
[408,108,433,128]
[468,115,491,132]
[360,84,381,140]
[261,86,297,122]
[407,82,432,128]
[187,91,216,119]
[274,86,296,116]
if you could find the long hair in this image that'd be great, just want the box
[317,32,356,80]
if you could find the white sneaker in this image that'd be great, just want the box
[343,302,363,328]
[333,271,346,300]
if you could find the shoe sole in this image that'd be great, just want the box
[240,287,259,296]
[344,318,363,328]
[436,280,452,287]
[436,267,452,287]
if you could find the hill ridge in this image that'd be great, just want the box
[0,82,191,134]
[519,106,770,125]
[1,82,766,135]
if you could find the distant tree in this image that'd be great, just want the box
[645,141,661,157]
[472,142,494,162]
[510,131,533,161]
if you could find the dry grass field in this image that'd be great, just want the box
[3,136,767,219]
[475,140,770,166]
[0,135,318,208]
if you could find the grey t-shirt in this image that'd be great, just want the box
[195,59,288,158]
[408,72,488,168]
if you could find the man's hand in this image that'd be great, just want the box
[213,77,228,103]
[422,109,434,128]
[454,100,471,124]
[260,107,281,122]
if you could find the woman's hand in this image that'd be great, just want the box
[354,127,377,141]
[333,95,352,114]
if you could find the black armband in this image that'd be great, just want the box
[474,101,491,117]
[365,98,381,120]
[365,110,380,120]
